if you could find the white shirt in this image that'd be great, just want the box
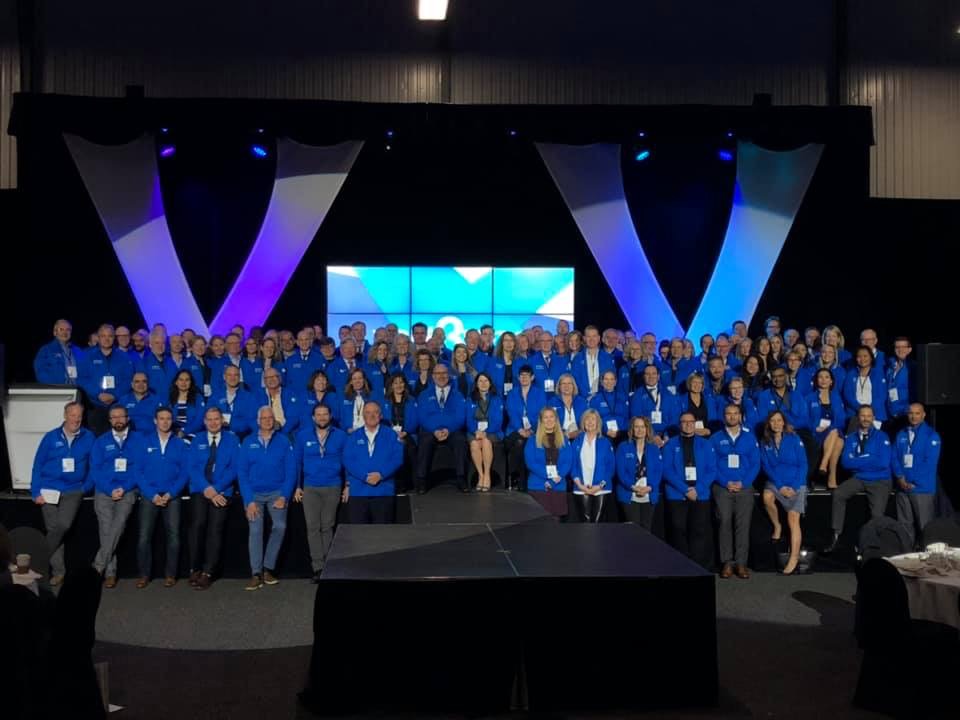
[436,386,449,406]
[563,404,577,431]
[112,430,129,446]
[586,351,600,393]
[207,432,221,446]
[855,374,873,405]
[158,433,170,454]
[645,385,660,407]
[578,435,597,488]
[726,428,741,443]
[352,396,365,429]
[364,427,378,456]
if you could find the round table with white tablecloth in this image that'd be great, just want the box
[886,551,960,630]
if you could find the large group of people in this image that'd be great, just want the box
[29,314,940,584]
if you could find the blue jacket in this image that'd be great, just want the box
[183,355,214,398]
[79,348,134,407]
[239,356,265,392]
[756,388,808,430]
[324,357,358,394]
[487,358,520,395]
[137,353,177,394]
[570,434,616,492]
[381,396,420,434]
[662,435,717,501]
[238,432,296,504]
[118,390,164,436]
[885,359,914,419]
[806,391,847,439]
[257,389,302,436]
[417,386,467,433]
[655,358,698,396]
[210,388,259,438]
[91,431,146,494]
[842,427,892,482]
[284,351,325,396]
[589,390,629,433]
[365,362,390,400]
[714,396,761,433]
[136,432,188,499]
[207,355,241,398]
[300,390,341,430]
[295,426,347,489]
[760,433,808,491]
[809,364,847,398]
[530,352,568,394]
[524,436,574,492]
[549,395,589,433]
[465,394,505,439]
[338,392,377,432]
[170,396,206,437]
[31,426,95,498]
[571,350,616,398]
[892,423,940,494]
[614,440,664,504]
[505,386,547,435]
[34,339,83,385]
[629,386,681,438]
[343,426,403,497]
[390,356,418,386]
[678,393,717,427]
[711,427,761,489]
[840,367,889,422]
[187,431,240,496]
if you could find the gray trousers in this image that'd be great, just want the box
[896,492,936,545]
[302,486,341,572]
[41,490,83,577]
[831,477,891,534]
[712,484,754,566]
[93,491,139,576]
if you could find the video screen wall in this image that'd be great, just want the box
[327,266,574,346]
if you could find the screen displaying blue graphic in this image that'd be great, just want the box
[327,266,574,346]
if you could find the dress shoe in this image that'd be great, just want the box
[735,564,751,579]
[188,570,202,587]
[195,573,212,591]
[135,577,149,589]
[104,576,118,589]
[50,574,65,587]
[163,576,177,588]
[720,563,734,579]
[822,532,840,554]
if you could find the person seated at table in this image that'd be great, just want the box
[504,365,547,492]
[663,412,717,569]
[340,368,376,434]
[712,403,761,579]
[550,373,588,442]
[589,369,629,443]
[825,405,892,553]
[893,403,941,545]
[382,372,419,494]
[569,409,616,523]
[524,406,573,519]
[807,368,846,489]
[300,370,340,429]
[415,363,468,494]
[168,370,205,441]
[840,346,889,428]
[465,372,504,493]
[680,372,714,438]
[615,416,663,530]
[759,411,808,575]
[343,401,403,524]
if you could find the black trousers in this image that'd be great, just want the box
[620,501,655,530]
[568,493,612,523]
[395,435,418,494]
[503,432,530,490]
[416,430,467,490]
[348,496,396,524]
[666,499,712,569]
[188,492,230,575]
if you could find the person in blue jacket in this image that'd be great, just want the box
[325,337,361,394]
[91,404,145,587]
[756,367,808,430]
[840,346,889,426]
[282,330,324,394]
[615,416,663,530]
[760,410,809,574]
[465,372,504,492]
[239,336,265,392]
[524,406,574,518]
[238,406,296,590]
[703,357,734,410]
[450,343,482,399]
[679,372,715,438]
[663,412,718,568]
[186,407,239,590]
[339,368,377,434]
[294,404,347,580]
[716,376,761,433]
[807,368,846,489]
[825,405,893,553]
[488,331,520,396]
[79,324,135,435]
[885,337,914,428]
[859,328,886,372]
[550,373,588,443]
[572,326,616,398]
[712,404,761,579]
[210,365,258,439]
[168,370,206,440]
[118,372,164,435]
[183,336,213,400]
[259,367,301,437]
[382,373,419,494]
[893,403,941,544]
[590,369,629,442]
[504,365,547,492]
[136,332,173,394]
[300,370,340,429]
[34,318,83,385]
[365,341,391,399]
[810,343,846,397]
[655,338,696,397]
[569,409,616,522]
[390,334,418,386]
[629,364,681,446]
[30,401,94,584]
[530,332,567,395]
[415,363,468,494]
[343,401,404,523]
[134,407,188,587]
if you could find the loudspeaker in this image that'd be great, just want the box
[916,344,960,406]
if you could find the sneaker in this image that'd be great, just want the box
[263,570,279,586]
[245,575,263,591]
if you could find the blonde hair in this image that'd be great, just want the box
[628,415,655,443]
[823,325,846,349]
[535,406,565,449]
[556,372,579,397]
[579,408,603,434]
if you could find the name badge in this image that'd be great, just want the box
[606,420,618,432]
[684,466,697,482]
[203,384,213,397]
[817,418,831,430]
[393,424,403,433]
[873,420,883,430]
[62,457,75,473]
[222,412,232,425]
[503,382,513,393]
[67,366,78,379]
[667,385,677,395]
[546,464,559,480]
[114,457,127,473]
[694,420,704,430]
[544,379,555,392]
[903,454,914,469]
[101,375,116,390]
[888,388,899,402]
[522,416,531,430]
[650,410,663,425]
[477,420,489,432]
[727,454,740,469]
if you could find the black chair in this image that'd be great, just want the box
[853,558,958,717]
[857,516,913,562]
[921,517,960,548]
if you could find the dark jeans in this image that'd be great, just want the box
[621,501,655,530]
[666,499,712,569]
[396,435,418,494]
[416,430,467,491]
[348,496,396,524]
[188,492,230,575]
[137,497,181,578]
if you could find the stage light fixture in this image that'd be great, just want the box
[726,131,735,138]
[160,128,169,134]
[634,149,651,162]
[718,150,735,162]
[508,129,518,137]
[386,129,395,138]
[251,145,268,158]
[637,131,646,138]
[418,0,448,20]
[159,145,176,158]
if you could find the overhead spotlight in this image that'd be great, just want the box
[726,131,735,138]
[256,128,265,134]
[634,149,651,162]
[508,129,518,137]
[718,150,735,162]
[160,128,169,134]
[251,145,268,158]
[418,0,448,21]
[386,129,395,138]
[159,145,176,158]
[637,131,646,138]
[385,144,392,151]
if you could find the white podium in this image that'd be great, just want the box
[3,385,79,491]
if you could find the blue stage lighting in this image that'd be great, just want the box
[251,145,268,158]
[637,131,646,138]
[386,129,395,138]
[635,149,651,162]
[159,145,176,158]
[718,150,735,162]
[726,131,735,138]
[160,128,169,134]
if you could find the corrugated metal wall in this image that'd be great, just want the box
[0,0,20,190]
